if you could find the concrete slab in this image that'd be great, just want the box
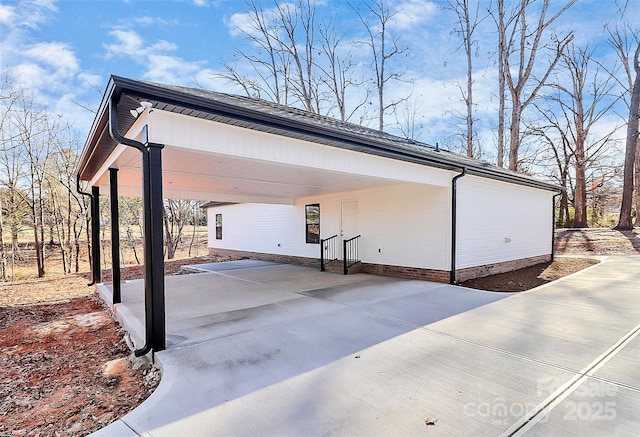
[184,259,280,272]
[92,257,640,437]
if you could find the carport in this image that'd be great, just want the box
[76,76,559,356]
[76,76,458,355]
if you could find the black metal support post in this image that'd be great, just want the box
[147,143,166,352]
[91,186,102,284]
[109,168,121,304]
[135,141,166,355]
[108,96,165,356]
[450,168,467,284]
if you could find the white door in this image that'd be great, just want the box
[340,201,358,259]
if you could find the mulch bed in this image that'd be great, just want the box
[459,257,599,292]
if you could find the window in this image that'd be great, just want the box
[305,204,320,244]
[215,213,222,240]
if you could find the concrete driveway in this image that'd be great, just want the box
[94,257,640,436]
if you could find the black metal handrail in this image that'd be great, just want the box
[343,235,361,275]
[320,235,338,271]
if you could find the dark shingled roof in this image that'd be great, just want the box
[77,75,561,192]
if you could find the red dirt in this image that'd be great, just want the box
[0,255,239,436]
[0,295,159,436]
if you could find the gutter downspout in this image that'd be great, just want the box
[108,96,165,357]
[551,191,562,262]
[76,174,96,286]
[450,167,467,285]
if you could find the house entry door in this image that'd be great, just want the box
[340,201,358,259]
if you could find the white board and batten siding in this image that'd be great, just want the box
[208,183,451,271]
[455,175,553,269]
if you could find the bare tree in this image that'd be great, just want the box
[448,0,485,157]
[5,87,57,278]
[529,109,573,225]
[218,0,322,111]
[609,24,640,229]
[497,0,575,171]
[539,44,621,227]
[494,0,507,167]
[220,0,290,104]
[163,199,194,260]
[317,18,370,121]
[353,0,408,131]
[394,96,424,141]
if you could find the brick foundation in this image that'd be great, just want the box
[208,248,551,284]
[361,263,450,283]
[208,248,319,268]
[455,254,552,283]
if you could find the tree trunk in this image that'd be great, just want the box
[508,104,521,171]
[32,219,44,277]
[573,151,588,228]
[496,0,505,167]
[617,42,640,230]
[163,207,175,260]
[0,209,6,281]
[635,145,640,225]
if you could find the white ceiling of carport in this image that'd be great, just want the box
[90,143,409,203]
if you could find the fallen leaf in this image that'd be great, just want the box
[425,417,438,426]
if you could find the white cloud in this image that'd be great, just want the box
[15,0,57,30]
[131,16,172,26]
[0,4,16,24]
[104,29,144,57]
[144,54,206,84]
[225,10,256,38]
[0,0,103,134]
[77,72,102,89]
[26,42,79,76]
[101,25,218,88]
[225,3,295,38]
[104,27,178,59]
[390,0,438,31]
[193,0,208,7]
[11,62,48,89]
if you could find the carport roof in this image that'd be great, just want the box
[77,75,561,192]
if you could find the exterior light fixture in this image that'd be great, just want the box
[129,107,144,117]
[129,101,154,118]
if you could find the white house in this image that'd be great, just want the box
[76,76,560,351]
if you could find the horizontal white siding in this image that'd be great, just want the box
[208,183,451,270]
[456,176,553,269]
[208,203,317,258]
[149,110,452,188]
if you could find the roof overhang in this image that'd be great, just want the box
[77,75,562,201]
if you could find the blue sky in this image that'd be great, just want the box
[0,0,632,157]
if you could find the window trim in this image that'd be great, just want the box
[305,203,320,244]
[215,213,222,240]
